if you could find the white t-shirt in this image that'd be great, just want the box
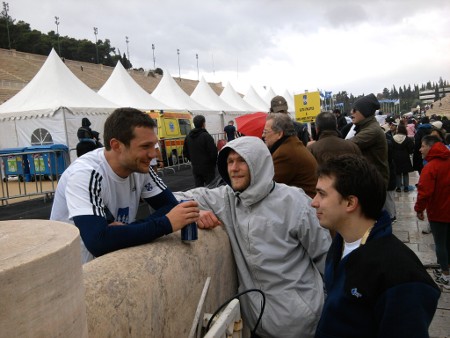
[50,148,167,262]
[342,238,362,259]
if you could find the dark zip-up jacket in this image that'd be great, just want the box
[315,211,440,338]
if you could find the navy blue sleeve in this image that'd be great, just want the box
[144,187,179,212]
[73,214,173,258]
[374,283,440,338]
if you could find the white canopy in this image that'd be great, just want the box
[98,61,171,110]
[282,89,295,114]
[0,49,117,120]
[220,82,257,112]
[151,70,209,111]
[243,86,270,112]
[262,87,277,106]
[191,76,239,112]
[0,49,117,155]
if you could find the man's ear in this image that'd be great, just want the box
[110,138,122,152]
[346,195,359,212]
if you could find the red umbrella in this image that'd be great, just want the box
[235,112,268,138]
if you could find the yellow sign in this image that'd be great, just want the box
[294,91,321,123]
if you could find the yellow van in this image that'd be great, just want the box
[146,110,193,165]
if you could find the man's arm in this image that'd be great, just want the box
[297,206,332,275]
[73,199,199,258]
[375,283,439,338]
[206,134,218,164]
[414,166,435,215]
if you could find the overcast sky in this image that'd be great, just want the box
[9,0,450,97]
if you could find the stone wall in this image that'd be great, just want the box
[0,220,88,337]
[83,226,238,337]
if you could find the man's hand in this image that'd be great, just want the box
[416,211,425,221]
[108,221,126,226]
[198,210,222,229]
[166,200,200,232]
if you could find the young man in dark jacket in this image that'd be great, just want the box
[312,154,440,338]
[183,115,217,187]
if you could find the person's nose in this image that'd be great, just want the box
[148,147,157,159]
[311,194,319,208]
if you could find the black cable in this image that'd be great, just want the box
[205,288,266,337]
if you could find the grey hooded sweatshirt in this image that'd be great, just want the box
[175,136,331,338]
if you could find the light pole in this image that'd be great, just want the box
[196,53,199,81]
[54,16,61,55]
[125,36,130,66]
[2,2,11,50]
[152,43,155,69]
[93,27,99,64]
[177,48,181,81]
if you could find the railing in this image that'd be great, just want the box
[157,133,227,175]
[1,133,227,205]
[1,148,70,205]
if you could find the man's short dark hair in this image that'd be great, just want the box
[422,135,441,147]
[267,113,296,136]
[317,154,386,220]
[193,115,206,128]
[103,107,156,150]
[316,112,337,132]
[333,108,341,115]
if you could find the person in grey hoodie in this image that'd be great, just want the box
[175,136,331,338]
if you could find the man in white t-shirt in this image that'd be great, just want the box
[50,108,200,264]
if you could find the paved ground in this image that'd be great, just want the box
[1,169,449,336]
[394,172,449,338]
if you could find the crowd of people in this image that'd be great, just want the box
[51,92,450,337]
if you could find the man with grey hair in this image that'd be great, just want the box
[308,111,361,165]
[263,113,318,197]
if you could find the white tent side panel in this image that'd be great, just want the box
[0,120,19,149]
[191,111,224,136]
[16,112,65,146]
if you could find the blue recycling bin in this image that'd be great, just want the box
[26,144,69,179]
[0,147,31,182]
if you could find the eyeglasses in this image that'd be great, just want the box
[262,129,273,136]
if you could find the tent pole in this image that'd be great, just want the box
[62,107,70,147]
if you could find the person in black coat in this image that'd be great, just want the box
[392,124,414,192]
[183,115,218,187]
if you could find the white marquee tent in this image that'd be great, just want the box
[190,77,247,133]
[220,82,257,112]
[151,70,209,112]
[98,61,171,110]
[262,87,277,107]
[282,89,296,115]
[0,49,118,156]
[243,86,270,112]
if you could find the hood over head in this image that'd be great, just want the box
[426,142,450,162]
[217,136,274,206]
[82,117,91,127]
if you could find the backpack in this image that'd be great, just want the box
[293,121,310,146]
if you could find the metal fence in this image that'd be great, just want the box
[1,148,70,205]
[1,133,227,205]
[157,133,226,175]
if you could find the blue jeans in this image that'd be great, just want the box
[430,221,450,272]
[395,173,409,189]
